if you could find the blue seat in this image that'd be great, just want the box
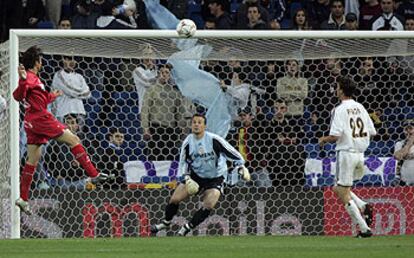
[317,174,335,186]
[123,120,132,128]
[117,113,126,121]
[188,2,201,13]
[141,176,161,184]
[126,99,136,106]
[355,174,383,186]
[99,127,107,135]
[305,143,319,159]
[124,147,132,156]
[121,106,131,113]
[37,21,54,29]
[127,113,136,121]
[85,118,95,127]
[132,106,139,114]
[129,91,138,99]
[133,148,142,156]
[115,98,126,106]
[133,120,140,128]
[88,112,98,120]
[90,126,98,134]
[108,113,117,120]
[290,2,303,19]
[280,18,292,29]
[112,92,121,100]
[128,141,137,149]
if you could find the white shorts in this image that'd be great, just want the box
[335,151,365,187]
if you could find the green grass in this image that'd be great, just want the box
[1,235,413,258]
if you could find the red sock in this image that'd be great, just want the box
[20,163,36,201]
[71,144,99,178]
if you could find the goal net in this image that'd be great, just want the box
[1,30,414,238]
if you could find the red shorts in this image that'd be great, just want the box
[24,114,67,145]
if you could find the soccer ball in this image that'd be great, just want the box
[176,19,197,38]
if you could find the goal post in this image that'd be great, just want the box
[2,29,414,239]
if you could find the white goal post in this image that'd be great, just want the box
[3,29,414,239]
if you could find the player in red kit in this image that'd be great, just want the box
[13,46,109,215]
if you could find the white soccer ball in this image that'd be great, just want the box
[176,19,197,38]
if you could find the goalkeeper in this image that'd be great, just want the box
[151,113,251,236]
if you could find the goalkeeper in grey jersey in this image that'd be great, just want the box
[151,113,251,236]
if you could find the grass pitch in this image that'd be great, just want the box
[0,235,413,258]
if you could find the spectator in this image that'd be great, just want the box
[22,0,47,28]
[0,0,23,42]
[304,111,329,144]
[96,0,137,29]
[399,17,414,75]
[359,0,382,30]
[51,55,91,135]
[96,127,127,189]
[208,0,233,29]
[57,17,72,29]
[291,8,311,30]
[320,0,346,30]
[131,0,150,29]
[265,98,306,186]
[234,0,270,29]
[353,57,382,107]
[304,0,331,29]
[44,0,62,28]
[405,15,414,30]
[344,12,358,30]
[396,0,414,18]
[44,114,90,190]
[162,0,187,19]
[232,108,272,188]
[394,119,414,185]
[245,3,268,29]
[260,0,286,23]
[141,65,194,160]
[204,17,216,29]
[132,47,157,114]
[71,0,101,29]
[276,59,308,118]
[230,107,268,169]
[371,0,404,30]
[310,57,342,124]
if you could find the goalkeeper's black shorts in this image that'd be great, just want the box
[181,172,224,195]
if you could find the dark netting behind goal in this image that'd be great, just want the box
[2,32,414,238]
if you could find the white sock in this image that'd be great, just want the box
[350,191,367,210]
[345,200,370,233]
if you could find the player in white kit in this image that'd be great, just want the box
[319,76,376,238]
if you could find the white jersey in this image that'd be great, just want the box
[51,70,90,118]
[394,140,414,184]
[329,99,376,153]
[132,66,157,113]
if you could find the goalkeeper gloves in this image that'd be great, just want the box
[184,176,199,195]
[238,166,251,182]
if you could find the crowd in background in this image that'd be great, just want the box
[1,0,413,189]
[2,0,414,42]
[17,52,412,191]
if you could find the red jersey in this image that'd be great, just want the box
[13,70,58,120]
